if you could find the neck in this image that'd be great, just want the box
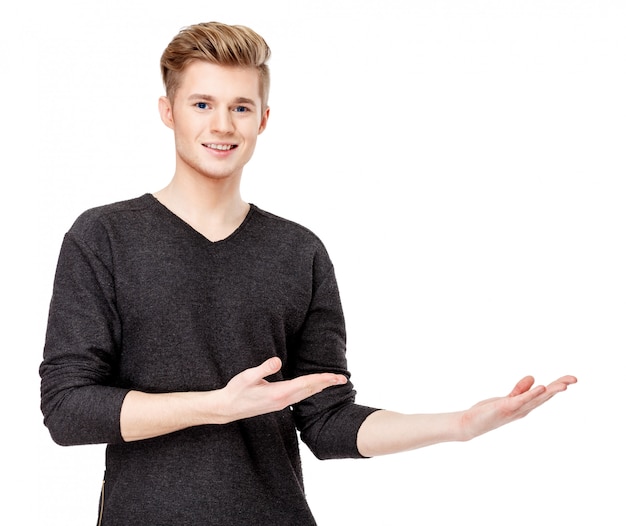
[153,171,249,242]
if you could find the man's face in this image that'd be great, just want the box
[159,61,269,182]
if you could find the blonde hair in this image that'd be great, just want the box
[160,22,271,108]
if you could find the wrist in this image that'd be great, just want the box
[456,409,478,442]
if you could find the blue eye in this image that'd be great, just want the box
[195,102,208,109]
[233,106,249,113]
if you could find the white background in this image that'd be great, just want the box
[2,0,624,524]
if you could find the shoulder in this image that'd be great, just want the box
[248,205,336,275]
[63,195,158,259]
[68,194,155,237]
[71,194,154,227]
[250,205,326,248]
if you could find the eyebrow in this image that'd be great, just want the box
[187,94,257,107]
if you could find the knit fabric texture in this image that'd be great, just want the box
[40,194,378,525]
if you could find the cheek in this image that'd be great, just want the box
[174,120,202,141]
[236,125,256,143]
[245,131,260,148]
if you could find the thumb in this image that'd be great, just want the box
[508,376,535,397]
[261,357,282,376]
[232,357,282,387]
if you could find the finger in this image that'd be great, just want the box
[508,376,535,397]
[237,357,283,385]
[261,357,282,376]
[273,373,347,406]
[521,375,577,402]
[500,384,548,417]
[511,375,576,402]
[513,379,574,416]
[544,375,577,396]
[549,375,578,388]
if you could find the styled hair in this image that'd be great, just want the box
[160,22,271,108]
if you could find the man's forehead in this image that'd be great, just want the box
[178,61,262,97]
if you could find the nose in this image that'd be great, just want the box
[210,107,235,135]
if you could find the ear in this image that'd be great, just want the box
[258,106,270,135]
[158,96,175,130]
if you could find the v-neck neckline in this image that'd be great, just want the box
[145,193,255,246]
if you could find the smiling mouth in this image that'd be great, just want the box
[204,143,237,151]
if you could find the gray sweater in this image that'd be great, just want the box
[40,194,378,525]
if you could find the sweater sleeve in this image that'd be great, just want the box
[289,246,380,460]
[40,219,129,446]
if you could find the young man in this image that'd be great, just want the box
[40,22,576,525]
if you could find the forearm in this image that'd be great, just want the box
[119,390,228,442]
[120,357,347,442]
[357,374,578,457]
[356,409,468,457]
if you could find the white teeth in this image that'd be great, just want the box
[206,143,235,151]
